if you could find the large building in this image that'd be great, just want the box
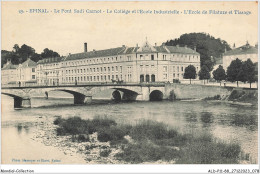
[59,41,200,84]
[223,42,258,70]
[37,57,63,85]
[2,40,201,86]
[1,59,18,85]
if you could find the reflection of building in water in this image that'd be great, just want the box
[1,59,18,85]
[223,42,258,70]
[59,40,200,84]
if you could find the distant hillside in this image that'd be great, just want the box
[165,33,231,71]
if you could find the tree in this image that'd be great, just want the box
[213,65,226,86]
[226,58,243,87]
[17,44,36,62]
[242,59,257,88]
[184,65,197,84]
[41,48,60,58]
[198,65,210,84]
[165,33,231,71]
[13,44,20,53]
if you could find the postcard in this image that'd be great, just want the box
[1,1,259,173]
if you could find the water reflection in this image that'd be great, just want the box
[16,123,31,134]
[1,95,258,163]
[185,112,198,122]
[200,112,214,126]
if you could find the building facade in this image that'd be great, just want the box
[223,42,258,70]
[16,58,37,85]
[1,59,18,85]
[60,41,200,84]
[36,57,63,86]
[2,40,201,86]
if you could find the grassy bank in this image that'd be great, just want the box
[54,117,244,164]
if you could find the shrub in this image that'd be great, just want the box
[100,149,112,157]
[58,116,88,135]
[53,117,64,125]
[97,125,130,143]
[77,134,90,142]
[115,141,180,163]
[129,120,169,141]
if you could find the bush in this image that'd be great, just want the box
[53,117,64,125]
[129,120,169,141]
[115,141,180,163]
[77,134,90,142]
[100,149,112,157]
[97,125,130,143]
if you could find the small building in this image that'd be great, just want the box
[17,58,37,86]
[223,42,258,70]
[1,59,18,85]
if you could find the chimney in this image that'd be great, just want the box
[194,46,196,52]
[155,43,157,46]
[255,43,258,48]
[233,43,236,49]
[84,42,88,52]
[93,49,96,52]
[122,45,125,48]
[136,43,138,47]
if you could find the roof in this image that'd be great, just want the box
[224,44,258,56]
[64,43,200,61]
[2,61,18,70]
[20,58,37,68]
[38,57,63,64]
[64,46,126,61]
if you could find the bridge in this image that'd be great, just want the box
[1,83,168,108]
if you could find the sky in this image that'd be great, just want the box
[1,1,258,56]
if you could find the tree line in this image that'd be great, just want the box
[183,58,257,88]
[1,44,60,68]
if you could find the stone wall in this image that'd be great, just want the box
[165,83,233,100]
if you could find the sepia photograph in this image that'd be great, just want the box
[1,1,259,173]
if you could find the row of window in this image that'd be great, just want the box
[63,74,124,82]
[64,66,124,74]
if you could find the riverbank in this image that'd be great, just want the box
[28,116,253,164]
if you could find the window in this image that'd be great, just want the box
[116,66,118,71]
[163,66,167,72]
[32,75,35,79]
[151,55,154,60]
[181,67,183,72]
[120,66,122,73]
[32,68,35,72]
[104,67,106,72]
[140,55,143,59]
[112,67,114,71]
[173,66,175,72]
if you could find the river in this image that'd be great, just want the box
[1,92,258,164]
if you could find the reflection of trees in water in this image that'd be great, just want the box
[200,112,214,125]
[17,124,22,134]
[16,124,30,134]
[185,112,198,122]
[231,114,257,129]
